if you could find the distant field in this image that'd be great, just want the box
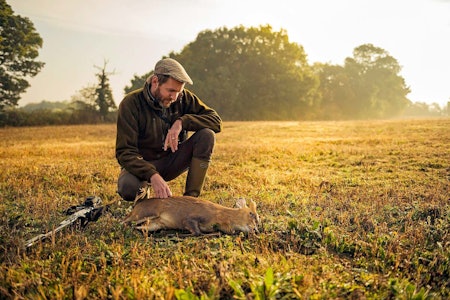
[1,119,449,299]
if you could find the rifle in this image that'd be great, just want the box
[24,196,106,248]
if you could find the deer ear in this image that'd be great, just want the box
[235,198,247,208]
[249,199,257,210]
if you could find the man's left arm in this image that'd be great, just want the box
[177,89,222,133]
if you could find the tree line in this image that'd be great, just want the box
[1,1,447,127]
[125,25,447,120]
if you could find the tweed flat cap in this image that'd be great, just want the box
[154,58,193,85]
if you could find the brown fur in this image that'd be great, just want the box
[123,196,260,235]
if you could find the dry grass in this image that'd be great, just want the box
[0,119,449,299]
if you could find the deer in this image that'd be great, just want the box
[123,196,260,235]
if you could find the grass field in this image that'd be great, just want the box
[0,119,449,299]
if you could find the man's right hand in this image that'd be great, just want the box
[150,173,173,198]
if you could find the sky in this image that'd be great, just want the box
[7,0,450,107]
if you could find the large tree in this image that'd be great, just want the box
[314,63,357,120]
[344,44,410,118]
[125,25,318,120]
[69,61,116,122]
[94,60,116,119]
[316,44,410,119]
[173,25,318,120]
[0,0,45,109]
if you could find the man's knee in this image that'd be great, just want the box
[192,128,216,160]
[196,128,216,144]
[117,170,145,201]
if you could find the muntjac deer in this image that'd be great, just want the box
[123,196,260,235]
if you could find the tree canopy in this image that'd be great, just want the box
[0,0,45,110]
[316,44,411,119]
[125,25,319,120]
[171,25,319,120]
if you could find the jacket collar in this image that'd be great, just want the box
[143,81,162,111]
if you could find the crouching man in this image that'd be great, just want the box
[116,58,222,200]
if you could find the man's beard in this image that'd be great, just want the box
[154,87,173,108]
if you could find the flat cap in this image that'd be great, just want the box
[154,58,193,85]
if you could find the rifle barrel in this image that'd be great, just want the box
[24,206,95,248]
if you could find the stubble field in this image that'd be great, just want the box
[0,119,449,299]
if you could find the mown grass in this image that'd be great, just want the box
[0,119,449,299]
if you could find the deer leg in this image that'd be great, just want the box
[183,219,202,235]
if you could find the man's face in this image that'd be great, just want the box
[153,77,184,108]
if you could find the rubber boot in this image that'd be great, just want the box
[184,157,209,197]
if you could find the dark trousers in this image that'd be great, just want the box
[117,128,216,201]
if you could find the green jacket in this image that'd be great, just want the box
[116,84,222,181]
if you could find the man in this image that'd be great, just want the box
[116,58,222,201]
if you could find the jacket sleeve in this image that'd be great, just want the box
[115,94,158,181]
[178,89,222,133]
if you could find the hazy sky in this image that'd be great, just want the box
[8,0,450,107]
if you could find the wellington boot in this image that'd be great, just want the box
[184,158,209,197]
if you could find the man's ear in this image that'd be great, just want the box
[151,75,159,86]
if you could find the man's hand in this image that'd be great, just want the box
[164,119,183,152]
[150,173,172,198]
